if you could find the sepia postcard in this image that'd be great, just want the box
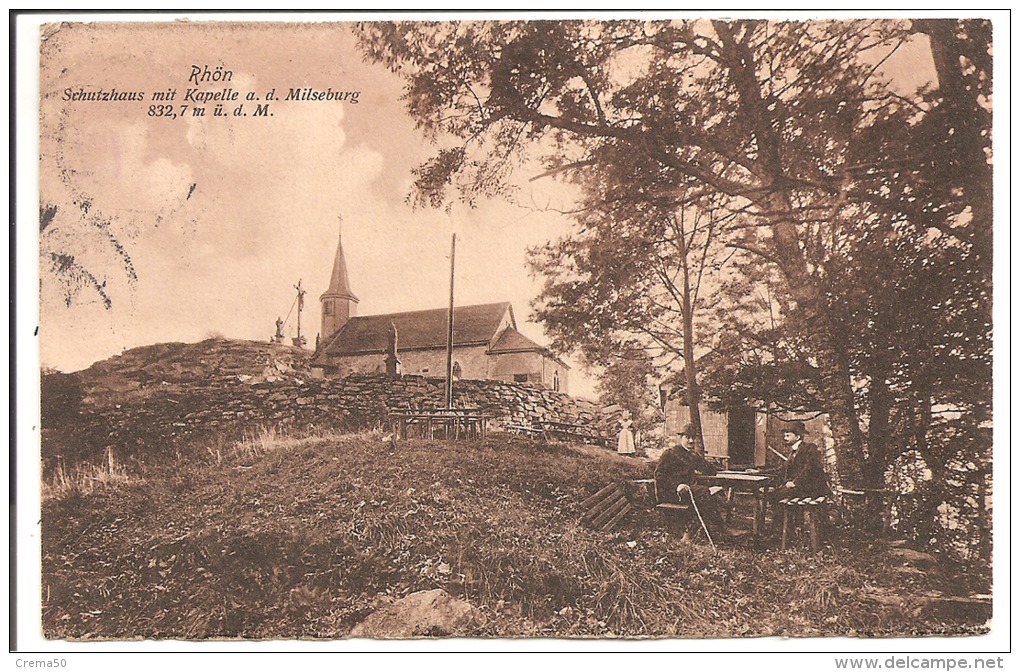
[15,11,1008,658]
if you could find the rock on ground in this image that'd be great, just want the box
[349,589,485,638]
[886,547,940,571]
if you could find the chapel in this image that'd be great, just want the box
[310,228,569,392]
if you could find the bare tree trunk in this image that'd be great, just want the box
[681,304,705,452]
[712,26,868,486]
[771,215,866,487]
[914,20,992,320]
[679,237,706,453]
[864,360,894,488]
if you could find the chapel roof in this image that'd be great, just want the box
[489,325,546,353]
[315,301,516,358]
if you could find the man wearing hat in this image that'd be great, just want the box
[770,421,831,500]
[654,423,728,539]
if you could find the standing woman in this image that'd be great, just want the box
[617,413,636,456]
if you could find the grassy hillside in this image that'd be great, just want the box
[41,430,989,640]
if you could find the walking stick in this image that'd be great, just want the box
[677,484,716,550]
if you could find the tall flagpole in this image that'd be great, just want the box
[445,233,456,409]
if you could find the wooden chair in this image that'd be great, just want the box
[649,481,701,546]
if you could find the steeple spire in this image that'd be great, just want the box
[320,214,359,342]
[326,215,358,301]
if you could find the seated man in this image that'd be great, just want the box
[769,421,831,501]
[654,424,728,540]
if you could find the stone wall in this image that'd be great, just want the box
[46,373,617,470]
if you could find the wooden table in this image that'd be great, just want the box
[697,471,775,541]
[388,409,488,441]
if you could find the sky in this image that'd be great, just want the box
[38,21,593,392]
[31,17,967,403]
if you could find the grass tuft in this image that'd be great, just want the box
[43,448,134,502]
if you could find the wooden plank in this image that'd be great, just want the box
[579,483,621,510]
[655,503,691,512]
[667,405,728,458]
[506,424,542,435]
[582,491,626,523]
[591,495,630,528]
[601,503,634,532]
[580,492,623,521]
[580,484,621,512]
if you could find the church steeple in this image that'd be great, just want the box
[320,215,359,341]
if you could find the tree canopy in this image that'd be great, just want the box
[358,18,992,492]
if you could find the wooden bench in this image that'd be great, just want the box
[537,420,607,447]
[779,496,831,552]
[504,424,545,439]
[579,482,633,532]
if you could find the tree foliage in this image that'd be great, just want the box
[357,18,992,495]
[40,199,137,310]
[528,197,731,448]
[593,353,661,435]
